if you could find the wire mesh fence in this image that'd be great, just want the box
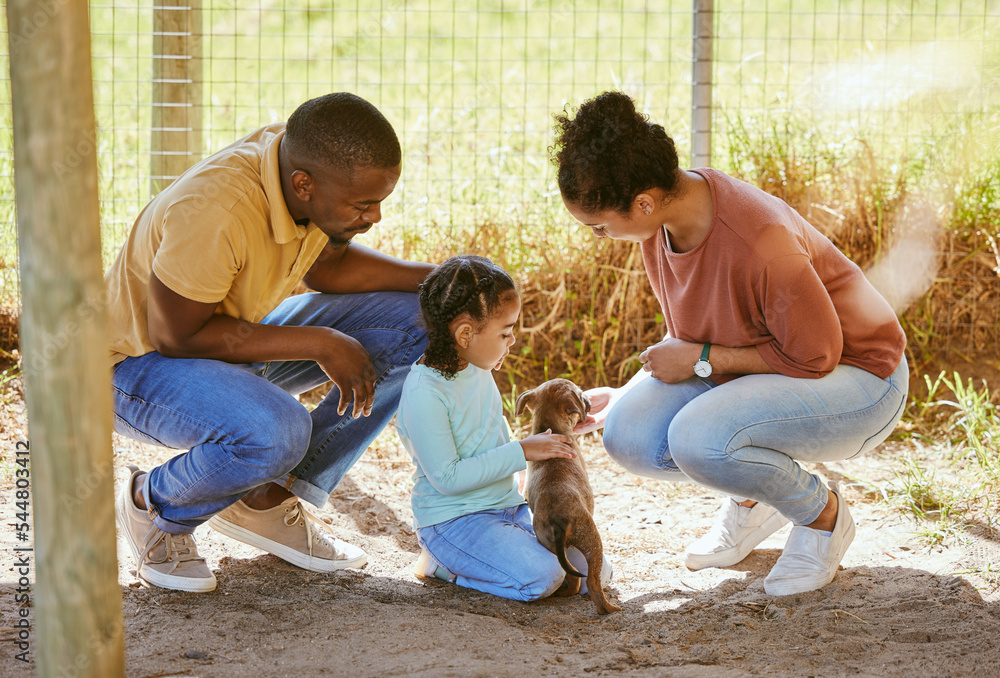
[1,0,998,378]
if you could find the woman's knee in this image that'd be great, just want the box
[667,407,730,481]
[603,405,668,477]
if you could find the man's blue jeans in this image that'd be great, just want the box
[112,291,427,535]
[603,357,909,525]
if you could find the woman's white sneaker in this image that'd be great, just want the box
[764,482,855,596]
[684,498,790,570]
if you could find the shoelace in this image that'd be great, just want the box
[283,502,346,558]
[139,525,205,574]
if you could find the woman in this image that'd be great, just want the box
[551,91,908,596]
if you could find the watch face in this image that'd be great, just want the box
[694,360,712,378]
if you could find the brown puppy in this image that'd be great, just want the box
[515,378,621,615]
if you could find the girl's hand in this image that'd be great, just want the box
[520,429,577,461]
[638,338,702,383]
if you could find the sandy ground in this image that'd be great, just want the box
[2,386,1000,678]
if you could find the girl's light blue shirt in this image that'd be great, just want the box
[395,363,526,529]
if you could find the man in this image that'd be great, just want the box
[108,93,433,592]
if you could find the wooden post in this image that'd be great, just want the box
[151,0,203,196]
[5,0,125,676]
[691,0,714,168]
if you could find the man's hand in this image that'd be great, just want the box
[148,272,377,418]
[315,330,376,418]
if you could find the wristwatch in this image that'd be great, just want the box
[693,342,713,378]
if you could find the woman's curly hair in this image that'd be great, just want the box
[419,255,517,379]
[551,90,680,214]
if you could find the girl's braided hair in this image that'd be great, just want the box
[551,90,680,214]
[419,255,517,379]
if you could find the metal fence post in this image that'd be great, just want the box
[151,0,203,196]
[691,0,714,168]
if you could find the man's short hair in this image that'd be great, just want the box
[284,92,401,175]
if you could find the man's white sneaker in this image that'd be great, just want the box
[208,496,367,572]
[764,481,855,596]
[115,465,217,593]
[684,498,790,570]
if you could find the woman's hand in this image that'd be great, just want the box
[573,387,615,434]
[519,430,577,461]
[638,338,702,383]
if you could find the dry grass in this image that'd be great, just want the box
[0,303,17,358]
[208,139,1000,410]
[493,151,1000,400]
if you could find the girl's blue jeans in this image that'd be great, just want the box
[111,291,427,534]
[417,504,606,602]
[604,357,909,525]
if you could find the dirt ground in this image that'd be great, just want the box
[2,385,1000,678]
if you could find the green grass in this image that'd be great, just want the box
[888,372,1000,546]
[6,1,998,283]
[78,0,696,273]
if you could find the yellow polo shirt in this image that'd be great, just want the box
[105,123,330,365]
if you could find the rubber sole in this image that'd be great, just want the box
[763,518,856,596]
[115,479,217,593]
[208,515,368,572]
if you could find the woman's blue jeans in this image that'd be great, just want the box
[112,291,427,534]
[603,357,908,525]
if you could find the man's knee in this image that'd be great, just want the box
[241,397,312,478]
[383,292,428,355]
[351,292,427,372]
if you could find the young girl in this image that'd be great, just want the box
[395,254,599,602]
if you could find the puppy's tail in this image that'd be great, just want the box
[552,517,585,578]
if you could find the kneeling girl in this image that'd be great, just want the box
[396,255,583,601]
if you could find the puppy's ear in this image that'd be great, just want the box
[566,388,590,424]
[514,389,536,417]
